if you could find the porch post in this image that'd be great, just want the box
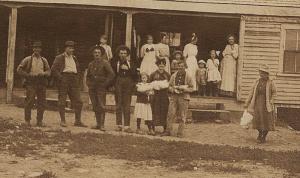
[109,14,114,47]
[237,15,246,101]
[125,11,133,48]
[104,13,110,36]
[6,7,18,103]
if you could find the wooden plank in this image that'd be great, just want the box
[189,109,229,113]
[244,36,281,41]
[245,27,281,33]
[245,23,281,29]
[104,13,110,36]
[244,51,279,57]
[244,39,280,44]
[244,47,280,53]
[244,43,280,48]
[125,11,133,49]
[6,7,17,104]
[237,15,245,101]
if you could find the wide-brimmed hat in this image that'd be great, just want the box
[259,64,270,74]
[65,41,75,47]
[198,60,206,65]
[32,41,42,48]
[155,58,166,66]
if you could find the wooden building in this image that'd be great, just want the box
[1,0,300,116]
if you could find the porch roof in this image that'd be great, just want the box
[1,0,300,17]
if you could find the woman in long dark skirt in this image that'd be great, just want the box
[150,58,171,135]
[245,64,276,144]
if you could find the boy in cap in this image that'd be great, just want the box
[162,60,193,138]
[17,41,51,126]
[99,34,113,61]
[86,45,115,131]
[196,60,207,96]
[51,41,86,127]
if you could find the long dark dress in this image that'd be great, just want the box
[253,78,275,131]
[150,70,171,127]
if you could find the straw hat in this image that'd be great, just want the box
[259,64,270,74]
[198,60,206,65]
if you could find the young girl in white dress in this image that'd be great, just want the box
[207,50,222,96]
[183,33,199,91]
[140,35,158,76]
[220,34,239,97]
[134,73,154,135]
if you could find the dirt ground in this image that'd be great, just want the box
[0,104,299,178]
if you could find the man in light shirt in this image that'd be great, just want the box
[17,41,50,127]
[51,41,86,127]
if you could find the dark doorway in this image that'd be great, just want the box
[0,6,9,88]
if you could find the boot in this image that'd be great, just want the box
[99,113,106,131]
[177,122,185,138]
[36,110,45,127]
[257,130,263,142]
[74,109,86,127]
[59,108,67,127]
[261,130,268,143]
[92,112,101,129]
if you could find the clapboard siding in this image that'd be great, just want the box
[240,15,300,106]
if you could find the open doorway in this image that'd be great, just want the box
[0,6,9,88]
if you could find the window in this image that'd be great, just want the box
[283,29,300,73]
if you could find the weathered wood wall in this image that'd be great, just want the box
[240,15,300,106]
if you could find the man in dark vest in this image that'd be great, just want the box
[17,41,50,126]
[86,45,115,131]
[51,41,86,127]
[111,45,138,133]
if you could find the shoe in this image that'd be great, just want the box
[74,122,87,127]
[136,129,144,135]
[25,121,31,127]
[115,126,123,132]
[100,126,106,132]
[161,131,171,137]
[60,121,67,127]
[36,121,45,127]
[177,133,184,138]
[91,125,101,130]
[124,128,134,133]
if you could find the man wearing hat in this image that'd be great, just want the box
[51,41,86,127]
[86,45,115,131]
[111,45,138,133]
[17,41,51,126]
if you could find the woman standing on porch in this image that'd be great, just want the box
[183,33,198,91]
[140,35,158,76]
[245,64,276,144]
[220,34,239,97]
[156,33,171,74]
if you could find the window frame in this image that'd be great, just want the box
[279,24,300,76]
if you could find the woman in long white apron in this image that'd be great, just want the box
[156,33,171,74]
[183,33,199,91]
[140,35,158,76]
[220,34,239,97]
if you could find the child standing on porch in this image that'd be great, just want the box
[134,72,154,135]
[196,60,207,96]
[99,34,113,61]
[207,50,221,96]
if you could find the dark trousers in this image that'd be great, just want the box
[115,77,134,127]
[198,84,206,96]
[89,88,106,127]
[24,84,46,122]
[207,82,219,97]
[58,73,83,122]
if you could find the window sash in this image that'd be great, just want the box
[283,51,300,73]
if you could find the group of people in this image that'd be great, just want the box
[139,33,239,98]
[17,33,276,142]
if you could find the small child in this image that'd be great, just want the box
[170,50,183,74]
[196,60,207,96]
[99,34,113,61]
[207,50,221,96]
[135,73,154,135]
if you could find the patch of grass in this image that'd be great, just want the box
[0,117,300,174]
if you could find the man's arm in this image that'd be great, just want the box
[42,58,51,77]
[17,57,30,77]
[51,56,63,80]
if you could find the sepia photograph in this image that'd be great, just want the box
[0,0,300,177]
